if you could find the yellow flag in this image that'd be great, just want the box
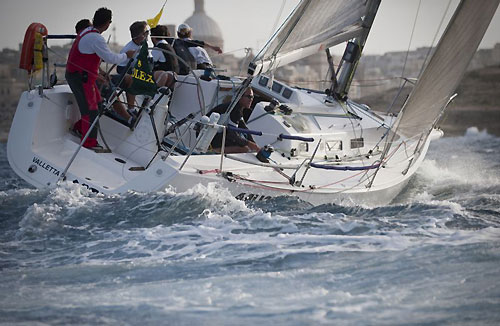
[147,7,163,28]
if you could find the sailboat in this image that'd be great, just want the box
[7,0,499,206]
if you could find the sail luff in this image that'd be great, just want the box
[269,0,312,59]
[396,0,500,138]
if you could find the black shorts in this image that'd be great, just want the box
[66,71,89,114]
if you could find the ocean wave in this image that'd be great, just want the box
[464,126,495,138]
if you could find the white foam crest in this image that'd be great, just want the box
[73,212,299,265]
[240,211,300,232]
[412,191,466,215]
[50,181,105,208]
[419,226,500,247]
[268,223,500,256]
[334,219,373,234]
[425,134,500,186]
[74,223,232,265]
[16,182,107,235]
[65,212,500,268]
[294,211,377,232]
[276,232,414,253]
[176,183,252,215]
[413,159,499,207]
[58,194,495,267]
[417,160,462,185]
[18,202,64,234]
[0,187,39,198]
[464,126,492,138]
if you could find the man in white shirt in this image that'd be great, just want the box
[116,21,151,109]
[66,7,134,150]
[150,25,179,73]
[117,21,150,74]
[176,23,222,70]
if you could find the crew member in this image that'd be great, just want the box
[75,19,91,34]
[176,23,222,70]
[117,21,150,74]
[66,7,135,150]
[209,87,260,153]
[151,25,179,73]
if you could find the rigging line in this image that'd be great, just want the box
[46,47,100,80]
[400,0,422,88]
[105,35,111,75]
[385,79,409,115]
[341,101,366,166]
[231,174,292,187]
[347,106,367,167]
[222,47,248,55]
[278,77,399,85]
[269,0,288,39]
[417,0,453,79]
[236,177,289,185]
[227,138,413,192]
[230,174,317,194]
[253,0,301,61]
[317,138,406,191]
[347,100,388,128]
[151,46,206,114]
[315,169,366,189]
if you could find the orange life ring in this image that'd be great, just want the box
[19,23,48,73]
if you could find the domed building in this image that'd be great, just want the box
[184,0,224,52]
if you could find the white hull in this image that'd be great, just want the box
[7,76,439,206]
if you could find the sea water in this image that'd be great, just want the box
[1,128,499,325]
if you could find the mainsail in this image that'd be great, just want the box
[252,0,372,73]
[396,0,500,139]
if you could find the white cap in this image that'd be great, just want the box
[177,23,191,33]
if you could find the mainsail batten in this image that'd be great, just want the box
[396,0,500,139]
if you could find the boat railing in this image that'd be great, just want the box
[168,102,423,164]
[23,34,76,91]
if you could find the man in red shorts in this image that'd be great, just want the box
[66,7,134,150]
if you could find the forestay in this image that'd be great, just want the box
[252,0,369,73]
[396,0,500,139]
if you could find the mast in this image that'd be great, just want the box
[334,0,381,99]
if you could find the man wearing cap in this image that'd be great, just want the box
[170,23,222,74]
[66,7,135,150]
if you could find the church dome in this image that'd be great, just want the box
[184,0,224,50]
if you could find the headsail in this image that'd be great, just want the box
[252,0,371,73]
[396,0,500,139]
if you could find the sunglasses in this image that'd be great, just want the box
[243,95,254,99]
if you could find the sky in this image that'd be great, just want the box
[0,0,499,57]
